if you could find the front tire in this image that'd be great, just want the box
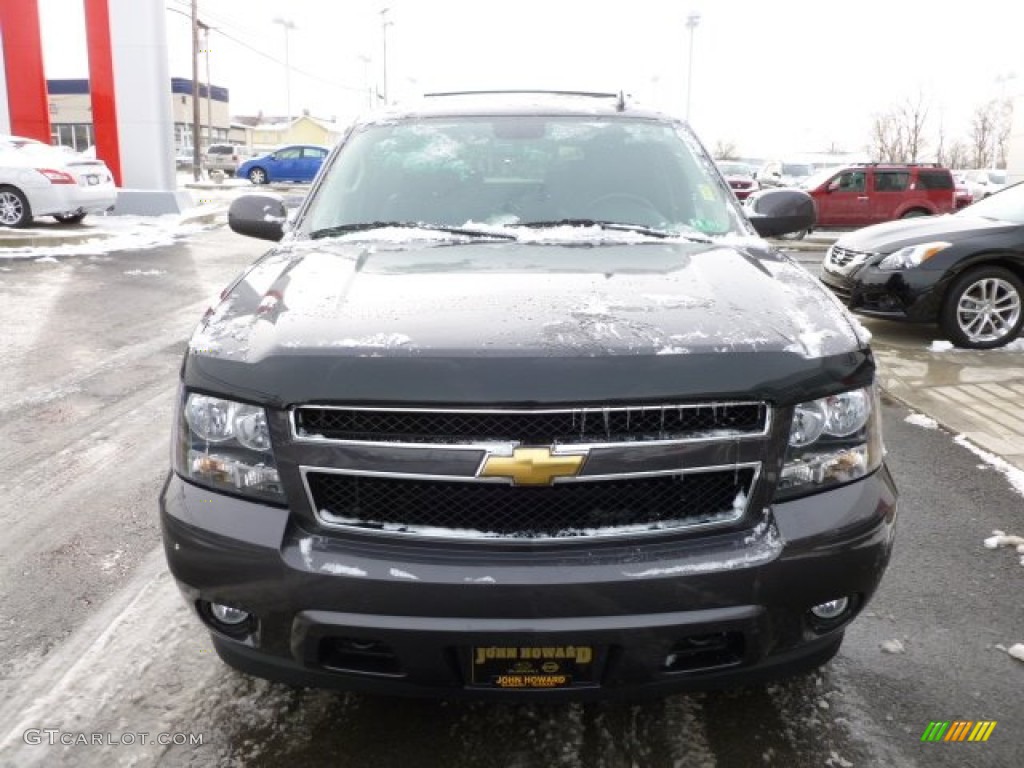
[0,186,32,228]
[940,266,1024,349]
[248,167,268,185]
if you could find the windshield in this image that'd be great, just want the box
[781,163,814,177]
[798,167,842,190]
[717,161,752,176]
[300,115,748,238]
[956,181,1024,223]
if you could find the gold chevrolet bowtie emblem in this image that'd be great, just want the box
[479,447,586,486]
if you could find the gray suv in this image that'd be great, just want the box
[160,90,897,699]
[204,142,244,176]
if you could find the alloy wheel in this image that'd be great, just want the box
[955,277,1022,345]
[0,190,26,227]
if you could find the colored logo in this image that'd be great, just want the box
[479,447,585,486]
[921,721,997,742]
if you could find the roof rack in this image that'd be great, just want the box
[422,89,628,111]
[851,162,945,168]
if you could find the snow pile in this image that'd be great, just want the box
[954,435,1024,498]
[0,214,214,260]
[904,412,939,430]
[1008,644,1024,662]
[929,338,1024,352]
[880,638,905,654]
[983,530,1024,566]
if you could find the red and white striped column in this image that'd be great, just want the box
[84,0,182,209]
[0,0,51,141]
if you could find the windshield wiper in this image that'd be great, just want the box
[518,219,711,242]
[309,221,517,241]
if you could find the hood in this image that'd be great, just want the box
[185,237,869,406]
[836,213,1018,253]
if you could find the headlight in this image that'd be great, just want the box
[175,391,284,503]
[775,385,883,501]
[878,241,950,271]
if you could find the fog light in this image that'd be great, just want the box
[210,603,250,625]
[810,597,850,620]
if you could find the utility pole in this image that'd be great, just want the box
[191,0,201,180]
[200,22,212,147]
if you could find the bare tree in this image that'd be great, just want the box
[969,101,999,168]
[868,110,904,162]
[867,93,932,162]
[712,140,738,161]
[944,140,969,170]
[897,93,929,162]
[995,98,1014,168]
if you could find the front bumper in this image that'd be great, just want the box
[160,468,897,700]
[820,264,947,322]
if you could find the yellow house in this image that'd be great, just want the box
[248,115,351,153]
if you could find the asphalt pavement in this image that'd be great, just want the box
[1,226,1021,767]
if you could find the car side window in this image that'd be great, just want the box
[874,171,910,192]
[304,148,327,159]
[276,148,301,160]
[917,171,953,190]
[837,171,866,193]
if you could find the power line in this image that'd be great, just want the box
[165,2,364,93]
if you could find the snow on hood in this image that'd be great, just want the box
[189,237,863,364]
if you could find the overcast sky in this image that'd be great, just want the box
[37,0,1024,159]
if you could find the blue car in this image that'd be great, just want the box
[237,144,330,184]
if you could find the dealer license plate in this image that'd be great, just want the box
[470,644,598,689]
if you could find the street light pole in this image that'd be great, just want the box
[273,17,296,123]
[356,54,373,109]
[380,7,392,104]
[685,12,701,122]
[191,0,201,180]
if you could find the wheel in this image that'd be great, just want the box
[54,212,87,224]
[248,167,268,185]
[777,228,809,241]
[940,266,1024,349]
[901,209,929,219]
[585,193,662,226]
[0,186,32,228]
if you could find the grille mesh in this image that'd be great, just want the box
[828,246,873,269]
[307,469,754,539]
[295,403,766,444]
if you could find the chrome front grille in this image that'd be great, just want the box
[291,403,774,542]
[293,402,768,444]
[827,245,875,272]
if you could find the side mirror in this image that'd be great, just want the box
[826,179,841,192]
[228,193,287,242]
[744,187,816,238]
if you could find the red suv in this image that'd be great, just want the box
[799,163,955,228]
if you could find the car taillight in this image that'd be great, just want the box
[37,168,76,184]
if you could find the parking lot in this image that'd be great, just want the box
[0,222,1021,767]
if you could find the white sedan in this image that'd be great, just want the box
[0,135,117,228]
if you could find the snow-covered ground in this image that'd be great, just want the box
[0,213,223,263]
